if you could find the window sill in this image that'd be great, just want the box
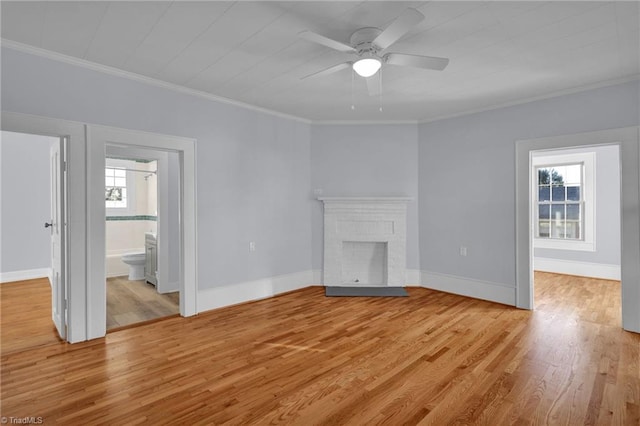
[534,238,595,252]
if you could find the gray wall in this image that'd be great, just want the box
[534,145,621,265]
[1,46,313,289]
[2,45,638,292]
[310,124,419,271]
[0,131,54,273]
[418,80,640,285]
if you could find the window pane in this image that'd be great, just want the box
[105,169,112,177]
[538,221,550,237]
[538,169,550,184]
[566,204,580,220]
[106,187,122,201]
[539,186,550,201]
[551,221,564,238]
[565,222,579,239]
[551,185,565,201]
[538,204,550,220]
[105,177,115,187]
[567,186,580,201]
[114,177,126,187]
[568,222,581,240]
[114,169,126,177]
[564,164,581,185]
[551,204,564,220]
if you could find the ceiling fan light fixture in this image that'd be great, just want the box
[352,58,381,77]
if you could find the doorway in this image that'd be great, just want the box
[0,130,67,343]
[104,147,180,330]
[530,145,622,322]
[515,126,640,333]
[86,124,197,340]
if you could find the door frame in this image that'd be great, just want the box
[49,136,68,339]
[515,126,640,333]
[1,111,87,343]
[87,124,198,340]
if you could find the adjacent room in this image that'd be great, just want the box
[1,1,639,424]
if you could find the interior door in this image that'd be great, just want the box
[49,137,67,340]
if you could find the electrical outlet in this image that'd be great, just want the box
[313,188,323,196]
[249,241,256,252]
[459,246,467,256]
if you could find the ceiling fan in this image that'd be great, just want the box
[298,8,449,94]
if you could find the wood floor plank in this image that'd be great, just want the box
[1,272,639,424]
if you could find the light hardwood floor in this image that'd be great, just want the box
[1,273,638,424]
[107,276,179,329]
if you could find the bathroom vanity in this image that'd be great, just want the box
[145,233,158,285]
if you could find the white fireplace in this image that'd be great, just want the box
[319,197,411,287]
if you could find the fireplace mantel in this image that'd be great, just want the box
[319,197,411,287]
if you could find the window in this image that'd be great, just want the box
[105,159,138,216]
[105,167,127,208]
[536,164,583,240]
[532,151,595,251]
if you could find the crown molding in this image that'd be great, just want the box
[418,74,640,124]
[1,39,311,124]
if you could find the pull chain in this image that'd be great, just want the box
[351,69,355,111]
[378,66,383,112]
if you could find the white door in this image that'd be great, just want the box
[49,137,67,340]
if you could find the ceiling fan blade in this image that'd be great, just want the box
[365,75,380,97]
[384,53,449,71]
[301,62,353,80]
[298,31,356,53]
[373,8,425,50]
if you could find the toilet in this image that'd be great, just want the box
[121,252,146,280]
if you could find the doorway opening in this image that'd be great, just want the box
[515,126,640,333]
[530,145,622,325]
[0,130,67,345]
[87,124,197,340]
[104,148,180,330]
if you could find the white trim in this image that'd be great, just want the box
[534,258,620,281]
[420,270,516,306]
[157,281,180,294]
[419,75,640,124]
[1,39,310,125]
[87,124,198,340]
[197,270,315,313]
[4,38,636,126]
[0,268,52,283]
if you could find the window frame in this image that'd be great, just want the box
[105,159,136,216]
[531,151,595,252]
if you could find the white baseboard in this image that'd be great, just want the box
[0,268,52,283]
[534,257,621,280]
[158,281,180,294]
[198,270,316,313]
[420,270,516,306]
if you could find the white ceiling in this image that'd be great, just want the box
[2,1,638,122]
